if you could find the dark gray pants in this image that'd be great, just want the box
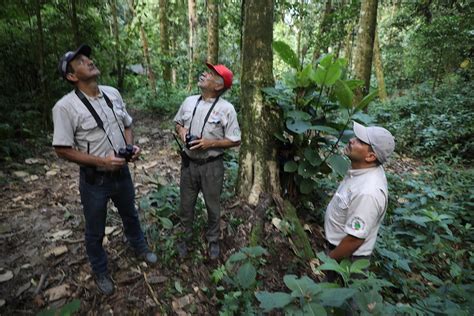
[179,156,224,243]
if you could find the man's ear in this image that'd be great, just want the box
[365,152,378,163]
[65,73,78,83]
[213,82,224,92]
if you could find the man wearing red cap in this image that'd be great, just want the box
[173,63,241,259]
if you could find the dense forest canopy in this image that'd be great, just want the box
[0,0,473,315]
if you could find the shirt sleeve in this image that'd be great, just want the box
[52,104,75,147]
[108,87,133,128]
[344,193,383,239]
[224,107,241,142]
[173,103,186,126]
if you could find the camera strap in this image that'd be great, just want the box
[75,89,128,154]
[188,94,222,138]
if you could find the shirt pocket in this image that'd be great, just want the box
[331,192,350,223]
[181,111,193,126]
[79,116,103,142]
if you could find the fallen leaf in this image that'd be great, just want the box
[25,158,45,164]
[138,137,149,144]
[46,170,58,177]
[44,246,68,258]
[141,161,159,170]
[13,171,29,178]
[105,226,117,235]
[147,275,168,284]
[0,270,13,283]
[172,294,194,310]
[48,229,73,241]
[102,236,109,246]
[44,284,71,302]
[16,281,31,297]
[0,299,5,307]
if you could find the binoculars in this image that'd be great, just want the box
[116,144,135,162]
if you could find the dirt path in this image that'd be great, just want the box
[0,109,222,314]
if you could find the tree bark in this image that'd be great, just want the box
[35,0,49,125]
[187,0,198,91]
[353,0,378,104]
[238,0,280,206]
[129,0,156,95]
[373,30,388,102]
[159,0,172,83]
[110,0,124,91]
[206,0,219,64]
[312,0,332,63]
[71,0,80,46]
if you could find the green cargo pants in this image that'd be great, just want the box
[179,156,224,243]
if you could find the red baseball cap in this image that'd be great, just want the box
[206,62,233,89]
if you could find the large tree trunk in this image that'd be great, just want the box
[187,0,198,91]
[238,0,279,206]
[159,0,172,83]
[110,0,124,91]
[353,0,378,104]
[71,0,80,46]
[206,0,219,64]
[373,30,388,102]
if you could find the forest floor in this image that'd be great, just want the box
[0,108,421,315]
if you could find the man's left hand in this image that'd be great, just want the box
[131,145,141,161]
[189,138,215,150]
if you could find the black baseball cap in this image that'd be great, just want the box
[58,44,91,79]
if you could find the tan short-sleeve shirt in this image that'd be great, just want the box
[173,95,241,160]
[324,166,388,256]
[52,85,132,158]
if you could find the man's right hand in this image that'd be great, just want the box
[102,153,126,171]
[177,125,188,142]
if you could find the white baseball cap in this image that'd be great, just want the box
[353,121,395,164]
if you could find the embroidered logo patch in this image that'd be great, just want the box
[351,217,365,231]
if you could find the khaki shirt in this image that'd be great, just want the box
[173,95,241,160]
[324,166,388,256]
[52,85,132,158]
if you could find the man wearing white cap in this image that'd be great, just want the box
[324,121,395,267]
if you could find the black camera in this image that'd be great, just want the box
[185,134,200,149]
[116,144,135,162]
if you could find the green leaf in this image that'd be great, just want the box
[324,62,342,86]
[284,161,298,173]
[297,64,313,87]
[255,291,293,312]
[299,178,314,194]
[302,303,327,316]
[287,110,311,120]
[326,154,349,176]
[241,246,268,257]
[318,288,357,307]
[304,148,322,166]
[227,252,247,263]
[356,89,379,111]
[319,54,333,68]
[334,80,353,108]
[350,259,370,273]
[159,216,173,229]
[309,125,339,135]
[313,65,327,86]
[237,262,257,289]
[287,119,311,134]
[175,280,183,294]
[421,272,443,285]
[273,40,299,70]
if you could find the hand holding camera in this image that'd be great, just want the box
[116,144,138,162]
[185,134,201,150]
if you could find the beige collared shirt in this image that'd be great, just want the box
[52,85,132,158]
[324,166,388,256]
[173,95,241,160]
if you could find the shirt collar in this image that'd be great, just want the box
[347,166,381,177]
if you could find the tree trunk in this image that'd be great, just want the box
[110,0,124,91]
[187,0,198,91]
[312,0,332,63]
[35,0,50,127]
[206,0,219,64]
[238,0,280,206]
[129,0,156,95]
[71,0,80,46]
[373,30,388,102]
[159,0,172,83]
[353,0,378,104]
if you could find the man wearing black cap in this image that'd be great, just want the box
[324,121,395,279]
[52,44,157,295]
[173,63,241,260]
